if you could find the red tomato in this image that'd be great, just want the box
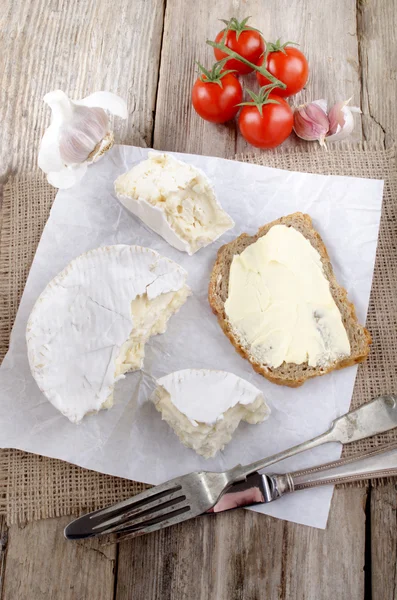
[256,46,309,98]
[238,94,293,148]
[214,28,265,75]
[191,73,243,123]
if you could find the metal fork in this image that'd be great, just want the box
[64,394,397,541]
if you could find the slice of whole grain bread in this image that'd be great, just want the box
[208,212,371,387]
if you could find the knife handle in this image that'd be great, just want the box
[229,395,397,482]
[269,442,397,498]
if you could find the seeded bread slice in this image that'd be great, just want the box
[208,212,371,387]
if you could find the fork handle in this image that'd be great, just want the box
[269,443,397,497]
[229,430,334,482]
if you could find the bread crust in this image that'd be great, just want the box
[208,212,371,387]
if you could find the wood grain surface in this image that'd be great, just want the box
[371,483,397,600]
[0,0,395,598]
[357,0,396,147]
[115,488,366,600]
[2,517,116,600]
[153,0,238,157]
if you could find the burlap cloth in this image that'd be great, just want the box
[0,144,396,525]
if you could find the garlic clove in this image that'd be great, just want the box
[293,101,330,146]
[76,91,128,119]
[38,89,127,189]
[327,98,361,142]
[43,90,74,121]
[312,98,328,113]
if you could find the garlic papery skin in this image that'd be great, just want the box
[293,100,330,147]
[327,98,361,142]
[38,90,128,189]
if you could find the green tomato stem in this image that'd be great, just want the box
[206,40,287,89]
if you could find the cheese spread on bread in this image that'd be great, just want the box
[224,224,351,369]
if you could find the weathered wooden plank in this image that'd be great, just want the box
[115,488,367,600]
[359,0,397,595]
[154,0,361,157]
[371,483,397,600]
[116,511,285,600]
[153,0,238,157]
[357,0,396,147]
[284,488,367,600]
[2,517,116,600]
[0,0,165,180]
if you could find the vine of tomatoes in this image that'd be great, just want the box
[191,17,309,149]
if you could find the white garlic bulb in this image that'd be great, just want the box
[38,90,128,189]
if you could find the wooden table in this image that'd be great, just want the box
[1,1,396,598]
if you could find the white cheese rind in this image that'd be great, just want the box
[114,152,234,255]
[26,245,190,423]
[151,369,270,458]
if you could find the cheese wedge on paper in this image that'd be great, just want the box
[26,245,190,423]
[151,369,270,458]
[114,152,234,255]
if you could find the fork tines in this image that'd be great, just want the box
[64,479,194,541]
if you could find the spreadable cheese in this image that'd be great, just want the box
[224,224,351,369]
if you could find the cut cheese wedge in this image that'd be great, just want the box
[151,369,270,458]
[114,152,234,255]
[27,245,190,423]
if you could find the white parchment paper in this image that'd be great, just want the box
[0,145,384,528]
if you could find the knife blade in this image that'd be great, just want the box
[208,471,272,513]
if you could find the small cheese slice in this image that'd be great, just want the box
[27,245,190,423]
[151,369,270,458]
[114,152,234,255]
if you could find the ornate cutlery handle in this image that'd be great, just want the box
[230,395,397,481]
[269,442,397,498]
